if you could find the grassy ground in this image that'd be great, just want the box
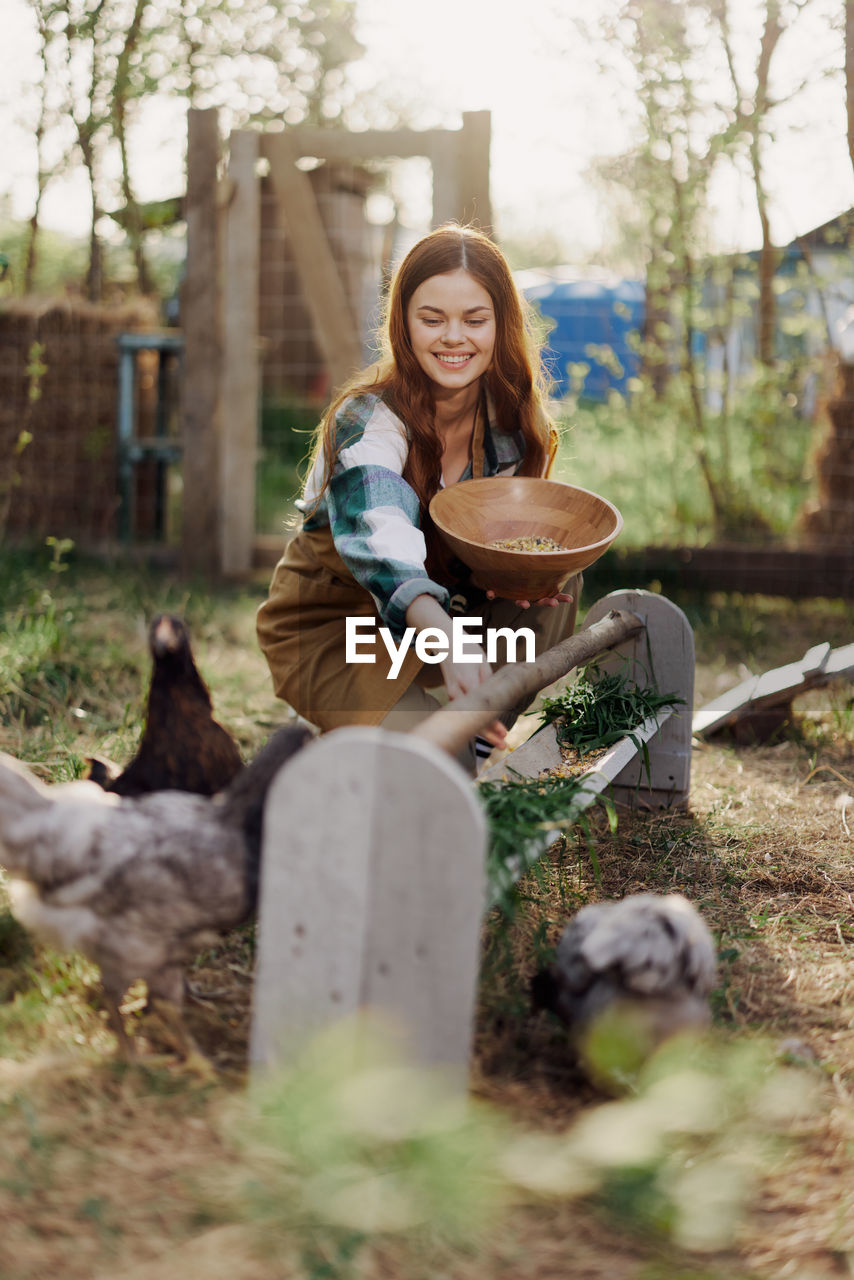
[0,547,852,1279]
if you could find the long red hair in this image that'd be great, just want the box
[309,223,553,518]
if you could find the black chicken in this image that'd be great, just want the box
[532,893,718,1073]
[90,614,244,797]
[0,725,312,1070]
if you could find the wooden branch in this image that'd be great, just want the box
[411,609,644,760]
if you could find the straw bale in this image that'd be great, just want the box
[0,296,159,544]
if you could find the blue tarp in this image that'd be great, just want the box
[519,271,645,401]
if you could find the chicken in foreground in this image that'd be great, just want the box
[89,613,244,797]
[532,893,718,1078]
[0,725,312,1069]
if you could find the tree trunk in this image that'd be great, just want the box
[847,1,854,176]
[114,0,153,295]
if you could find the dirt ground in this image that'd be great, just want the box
[0,583,852,1280]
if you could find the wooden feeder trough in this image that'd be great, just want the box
[250,589,695,1084]
[429,476,623,599]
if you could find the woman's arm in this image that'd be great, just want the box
[405,594,507,749]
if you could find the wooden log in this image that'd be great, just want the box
[411,608,643,760]
[181,107,221,577]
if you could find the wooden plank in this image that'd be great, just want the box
[800,642,831,677]
[285,126,448,162]
[692,676,760,737]
[609,544,854,600]
[180,107,222,577]
[824,641,854,677]
[220,129,261,577]
[251,728,486,1078]
[581,590,695,809]
[478,709,673,791]
[693,640,854,738]
[261,132,364,392]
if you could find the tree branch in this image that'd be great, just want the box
[411,610,645,760]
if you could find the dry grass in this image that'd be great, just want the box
[0,557,852,1278]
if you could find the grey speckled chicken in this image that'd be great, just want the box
[532,893,718,1060]
[0,725,311,1069]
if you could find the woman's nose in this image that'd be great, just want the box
[441,319,465,343]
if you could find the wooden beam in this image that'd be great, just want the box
[181,107,221,577]
[220,129,261,577]
[285,126,448,162]
[261,132,363,393]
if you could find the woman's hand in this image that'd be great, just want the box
[439,644,507,750]
[405,593,507,750]
[485,588,575,610]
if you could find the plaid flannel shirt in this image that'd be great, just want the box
[297,392,525,637]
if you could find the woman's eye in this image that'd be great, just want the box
[467,318,487,327]
[420,317,441,326]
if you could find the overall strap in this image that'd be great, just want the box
[471,391,486,479]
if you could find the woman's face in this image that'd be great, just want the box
[406,268,496,397]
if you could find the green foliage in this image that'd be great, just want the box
[218,1015,814,1272]
[479,773,616,914]
[0,340,46,544]
[554,360,815,546]
[223,1016,510,1273]
[256,395,320,534]
[538,664,684,755]
[479,665,686,917]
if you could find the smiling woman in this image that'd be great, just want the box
[256,223,581,774]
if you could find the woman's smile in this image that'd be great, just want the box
[434,352,474,367]
[407,268,496,395]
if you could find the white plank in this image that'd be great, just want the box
[825,642,854,677]
[693,640,854,737]
[251,728,486,1078]
[800,642,831,677]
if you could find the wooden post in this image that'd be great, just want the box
[430,129,461,227]
[261,132,363,393]
[459,111,492,232]
[181,107,222,577]
[582,590,695,809]
[220,129,260,576]
[250,728,486,1078]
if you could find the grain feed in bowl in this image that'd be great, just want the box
[489,535,570,552]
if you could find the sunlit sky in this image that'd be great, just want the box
[1,0,853,264]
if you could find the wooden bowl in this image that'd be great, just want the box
[429,476,623,599]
